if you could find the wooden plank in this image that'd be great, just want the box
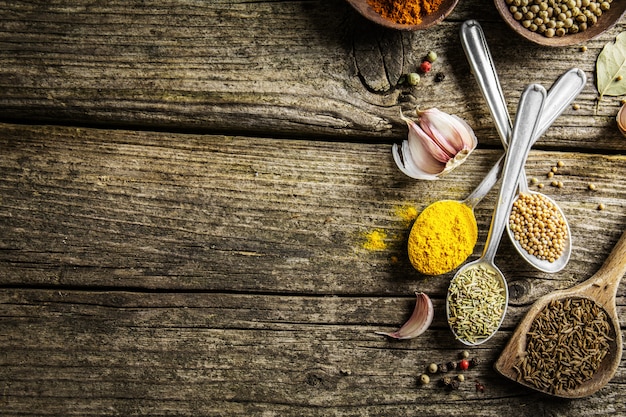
[0,1,625,149]
[1,123,624,300]
[0,288,624,416]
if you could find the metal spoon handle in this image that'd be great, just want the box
[460,20,587,147]
[463,64,585,207]
[482,84,546,263]
[460,19,511,147]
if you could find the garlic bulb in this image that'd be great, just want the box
[375,292,434,340]
[617,102,626,137]
[392,108,478,180]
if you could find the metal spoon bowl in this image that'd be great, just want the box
[507,178,572,273]
[447,84,546,346]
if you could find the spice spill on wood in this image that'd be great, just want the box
[363,229,388,251]
[514,297,613,394]
[447,264,507,344]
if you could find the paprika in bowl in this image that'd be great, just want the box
[345,0,460,30]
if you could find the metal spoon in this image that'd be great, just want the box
[446,84,546,346]
[460,19,586,273]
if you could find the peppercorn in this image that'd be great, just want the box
[457,374,465,382]
[434,72,446,83]
[447,380,460,391]
[419,374,430,385]
[427,363,438,374]
[420,61,432,73]
[407,72,421,86]
[426,51,438,63]
[440,376,453,387]
[446,361,457,371]
[437,363,449,373]
[475,380,485,393]
[460,350,470,359]
[470,357,481,367]
[459,359,470,371]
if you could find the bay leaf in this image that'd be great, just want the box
[596,31,626,99]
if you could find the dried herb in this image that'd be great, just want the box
[596,32,626,101]
[447,264,507,344]
[514,297,612,394]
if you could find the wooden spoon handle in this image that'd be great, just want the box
[587,230,626,296]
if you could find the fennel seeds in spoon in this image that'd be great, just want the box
[447,264,507,344]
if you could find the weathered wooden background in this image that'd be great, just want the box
[1,0,625,416]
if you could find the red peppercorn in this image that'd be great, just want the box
[420,61,432,73]
[458,359,470,370]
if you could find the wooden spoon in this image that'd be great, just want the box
[495,230,626,398]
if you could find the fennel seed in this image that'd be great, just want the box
[447,264,506,344]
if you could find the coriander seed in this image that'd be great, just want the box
[407,72,421,86]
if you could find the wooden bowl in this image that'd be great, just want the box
[345,0,460,30]
[494,0,626,46]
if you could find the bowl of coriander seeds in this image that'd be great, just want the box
[495,0,626,46]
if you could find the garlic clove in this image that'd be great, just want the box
[393,109,477,180]
[375,292,434,340]
[617,102,626,137]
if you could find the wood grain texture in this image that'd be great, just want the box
[0,0,624,150]
[1,0,626,415]
[0,122,625,414]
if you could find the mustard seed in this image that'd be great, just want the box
[509,193,568,262]
[588,183,597,191]
[551,166,558,173]
[547,171,554,179]
[557,161,564,168]
[598,203,606,210]
[573,103,580,110]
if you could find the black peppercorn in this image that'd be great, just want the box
[440,376,453,387]
[434,72,446,82]
[470,357,481,367]
[446,361,457,371]
[448,380,460,391]
[438,363,448,373]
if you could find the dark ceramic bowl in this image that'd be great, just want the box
[494,0,626,46]
[345,0,460,30]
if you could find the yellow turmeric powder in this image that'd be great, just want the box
[407,200,477,275]
[363,229,388,251]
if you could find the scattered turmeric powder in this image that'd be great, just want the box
[394,204,419,225]
[408,200,477,275]
[363,229,388,251]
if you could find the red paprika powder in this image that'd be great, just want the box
[368,0,445,25]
